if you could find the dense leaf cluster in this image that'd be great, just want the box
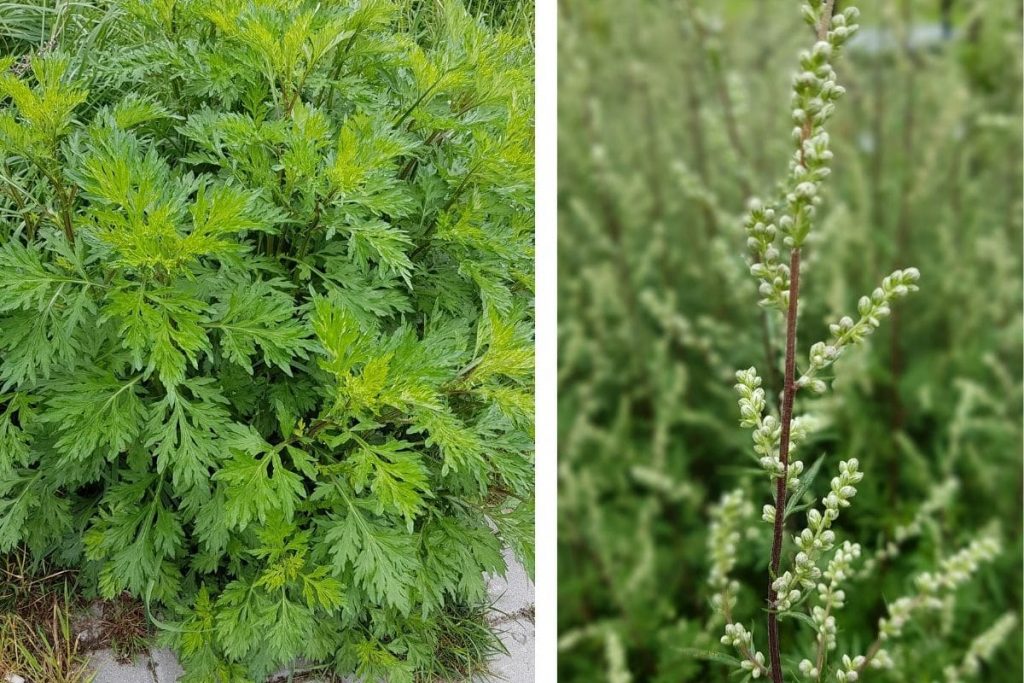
[0,1,534,680]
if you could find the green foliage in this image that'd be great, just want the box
[558,0,1021,681]
[0,0,533,680]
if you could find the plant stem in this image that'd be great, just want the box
[318,28,362,110]
[853,635,886,676]
[813,593,835,681]
[767,247,801,683]
[766,7,835,681]
[759,262,782,399]
[58,186,75,245]
[392,69,453,129]
[35,161,76,245]
[297,193,328,259]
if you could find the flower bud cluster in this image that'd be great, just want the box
[943,613,1017,681]
[741,651,767,679]
[720,623,768,679]
[878,595,934,643]
[817,645,892,677]
[771,460,863,609]
[735,367,766,430]
[798,268,921,393]
[800,650,893,680]
[811,602,836,650]
[744,199,790,311]
[800,3,861,45]
[797,658,818,678]
[741,6,862,312]
[707,490,752,600]
[914,535,1001,595]
[800,1,859,31]
[805,541,861,661]
[835,654,866,682]
[734,369,812,490]
[877,535,1001,641]
[783,415,815,491]
[604,629,631,683]
[869,649,894,670]
[734,368,780,477]
[821,540,860,592]
[709,492,770,680]
[776,6,860,249]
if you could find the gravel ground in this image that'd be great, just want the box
[84,549,534,683]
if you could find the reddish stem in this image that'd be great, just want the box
[766,247,801,683]
[764,6,835,681]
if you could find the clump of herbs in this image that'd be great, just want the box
[0,1,534,680]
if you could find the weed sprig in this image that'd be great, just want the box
[709,3,1011,682]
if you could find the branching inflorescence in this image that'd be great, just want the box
[707,2,1007,682]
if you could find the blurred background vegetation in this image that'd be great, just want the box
[557,0,1021,681]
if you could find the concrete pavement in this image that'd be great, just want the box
[82,549,534,683]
